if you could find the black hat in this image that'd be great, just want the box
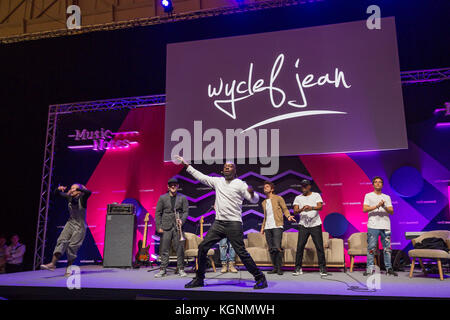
[300,179,311,186]
[168,177,179,185]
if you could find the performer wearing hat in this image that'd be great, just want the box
[154,177,189,278]
[292,179,327,276]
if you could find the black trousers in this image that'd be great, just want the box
[196,220,263,280]
[159,227,185,269]
[264,228,283,269]
[295,224,326,268]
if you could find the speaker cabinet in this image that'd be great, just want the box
[103,213,136,268]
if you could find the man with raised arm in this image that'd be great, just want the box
[175,155,268,289]
[40,184,92,276]
[363,176,397,276]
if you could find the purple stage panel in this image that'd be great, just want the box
[0,265,449,299]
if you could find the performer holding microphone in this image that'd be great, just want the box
[175,155,268,290]
[154,177,189,278]
[40,184,91,276]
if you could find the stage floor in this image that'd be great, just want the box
[0,265,449,300]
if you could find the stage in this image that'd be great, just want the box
[0,265,449,300]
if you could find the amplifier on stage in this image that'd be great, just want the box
[107,203,136,215]
[103,203,136,268]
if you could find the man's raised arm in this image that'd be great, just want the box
[175,155,218,189]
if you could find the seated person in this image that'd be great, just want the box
[5,234,26,273]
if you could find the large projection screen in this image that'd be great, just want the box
[164,17,407,161]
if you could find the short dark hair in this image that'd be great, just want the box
[372,176,384,184]
[263,181,275,190]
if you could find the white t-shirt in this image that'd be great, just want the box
[186,166,259,222]
[363,192,392,230]
[293,192,323,228]
[264,199,282,230]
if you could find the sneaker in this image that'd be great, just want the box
[185,277,204,288]
[267,268,278,274]
[292,268,303,276]
[40,263,56,271]
[228,262,238,273]
[277,268,284,275]
[386,268,398,276]
[319,267,328,276]
[177,269,187,277]
[154,269,167,278]
[253,275,268,289]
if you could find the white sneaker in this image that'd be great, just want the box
[292,268,303,276]
[154,269,167,278]
[178,269,187,277]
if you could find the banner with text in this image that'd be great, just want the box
[164,17,407,162]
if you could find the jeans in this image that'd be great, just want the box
[295,224,326,268]
[219,238,235,262]
[264,228,283,269]
[196,220,264,280]
[367,228,392,271]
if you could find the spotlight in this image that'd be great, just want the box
[161,0,173,13]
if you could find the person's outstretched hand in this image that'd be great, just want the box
[174,155,189,167]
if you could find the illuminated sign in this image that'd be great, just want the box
[67,129,139,151]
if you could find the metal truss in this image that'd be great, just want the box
[51,95,166,114]
[33,94,165,270]
[34,109,57,271]
[1,0,323,44]
[400,68,450,84]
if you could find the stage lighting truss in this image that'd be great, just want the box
[400,68,450,84]
[1,0,323,44]
[33,94,166,270]
[33,65,450,270]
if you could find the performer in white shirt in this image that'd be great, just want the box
[363,176,397,276]
[291,179,327,276]
[175,155,267,289]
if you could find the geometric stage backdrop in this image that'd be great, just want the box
[45,104,449,266]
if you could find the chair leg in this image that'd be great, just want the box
[195,258,198,271]
[409,258,416,278]
[437,259,444,281]
[350,256,354,272]
[209,256,216,272]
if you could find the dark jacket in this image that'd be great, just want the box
[155,192,189,231]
